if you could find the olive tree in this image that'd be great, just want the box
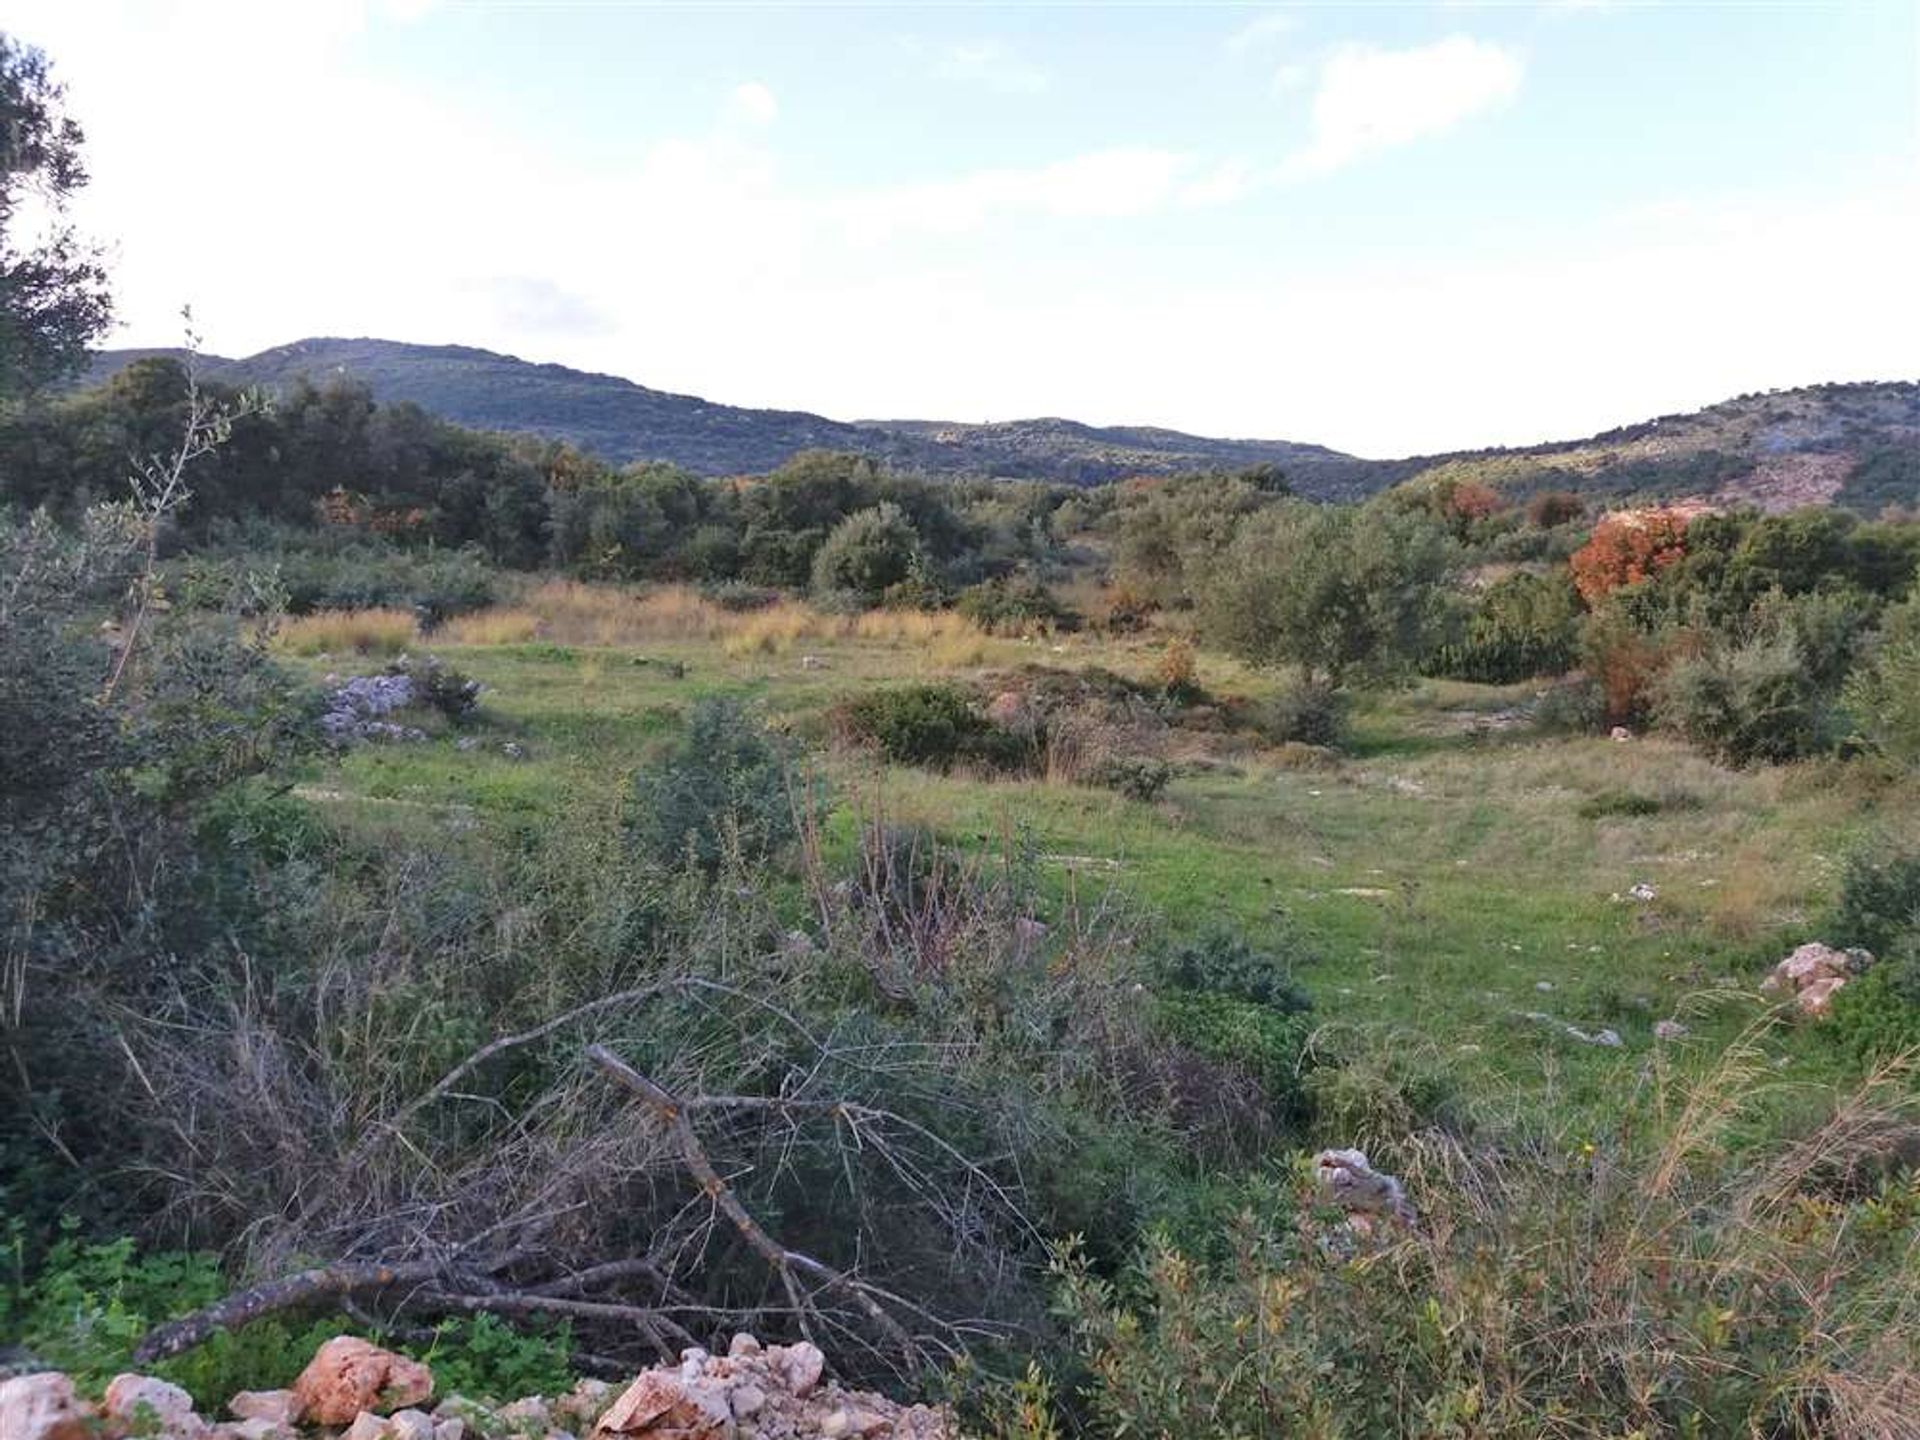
[1,32,112,396]
[1197,501,1455,687]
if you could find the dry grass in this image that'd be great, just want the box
[277,608,419,655]
[436,580,993,658]
[440,608,542,645]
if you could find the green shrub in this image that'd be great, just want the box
[1428,571,1581,683]
[1826,957,1920,1063]
[0,1226,342,1408]
[392,655,482,724]
[1083,755,1172,803]
[810,502,921,603]
[1151,991,1314,1119]
[274,543,499,622]
[1653,636,1832,764]
[955,576,1074,635]
[838,684,1030,773]
[1153,928,1314,1011]
[0,1227,579,1409]
[628,697,804,872]
[1832,846,1920,956]
[699,580,781,612]
[421,1313,575,1404]
[877,561,949,612]
[1031,1053,1920,1440]
[1252,680,1348,748]
[1532,674,1608,734]
[1843,593,1920,766]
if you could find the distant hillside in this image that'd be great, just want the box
[1387,382,1920,516]
[82,340,1919,511]
[861,415,1402,494]
[81,339,1384,496]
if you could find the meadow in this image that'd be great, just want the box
[282,584,1914,1129]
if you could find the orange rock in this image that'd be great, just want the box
[228,1392,301,1427]
[0,1374,97,1440]
[590,1372,729,1440]
[104,1375,205,1440]
[293,1338,434,1426]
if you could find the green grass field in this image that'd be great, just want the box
[288,624,1918,1132]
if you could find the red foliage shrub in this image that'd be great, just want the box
[1569,508,1691,604]
[1442,481,1502,522]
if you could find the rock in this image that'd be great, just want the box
[346,1413,390,1440]
[1313,1148,1415,1226]
[1762,941,1873,1018]
[591,1374,683,1436]
[1574,1026,1624,1048]
[293,1337,435,1426]
[0,1374,96,1440]
[1798,975,1848,1017]
[495,1399,549,1433]
[104,1375,205,1439]
[1610,726,1632,742]
[215,1419,293,1440]
[432,1420,465,1440]
[727,1386,765,1420]
[553,1381,613,1430]
[842,1407,892,1437]
[1653,1019,1689,1040]
[819,1410,851,1439]
[726,1335,761,1360]
[771,1342,825,1399]
[388,1411,435,1440]
[228,1392,301,1428]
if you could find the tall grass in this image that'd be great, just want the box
[275,608,419,655]
[1038,1035,1920,1439]
[436,580,992,656]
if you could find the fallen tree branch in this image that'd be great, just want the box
[133,1261,453,1362]
[586,1044,919,1364]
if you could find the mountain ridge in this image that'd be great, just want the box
[82,339,1920,512]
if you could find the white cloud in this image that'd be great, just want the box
[935,40,1049,94]
[6,0,1907,461]
[1284,35,1523,176]
[839,147,1189,243]
[726,81,779,127]
[1227,12,1297,56]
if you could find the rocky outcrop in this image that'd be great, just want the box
[591,1336,949,1440]
[0,1333,949,1440]
[1314,1148,1415,1230]
[293,1338,434,1426]
[0,1373,94,1440]
[1761,942,1874,1017]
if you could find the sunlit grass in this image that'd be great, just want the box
[276,607,418,655]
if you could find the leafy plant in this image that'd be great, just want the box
[1153,928,1314,1011]
[1084,755,1172,803]
[628,696,805,872]
[838,684,1029,774]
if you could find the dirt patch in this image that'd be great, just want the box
[1715,452,1852,513]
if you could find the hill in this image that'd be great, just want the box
[82,340,1920,511]
[81,339,1391,498]
[1388,381,1920,516]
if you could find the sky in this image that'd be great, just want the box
[9,0,1919,458]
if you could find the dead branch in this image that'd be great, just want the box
[132,1261,453,1362]
[586,1044,920,1363]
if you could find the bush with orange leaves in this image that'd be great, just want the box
[1568,508,1692,604]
